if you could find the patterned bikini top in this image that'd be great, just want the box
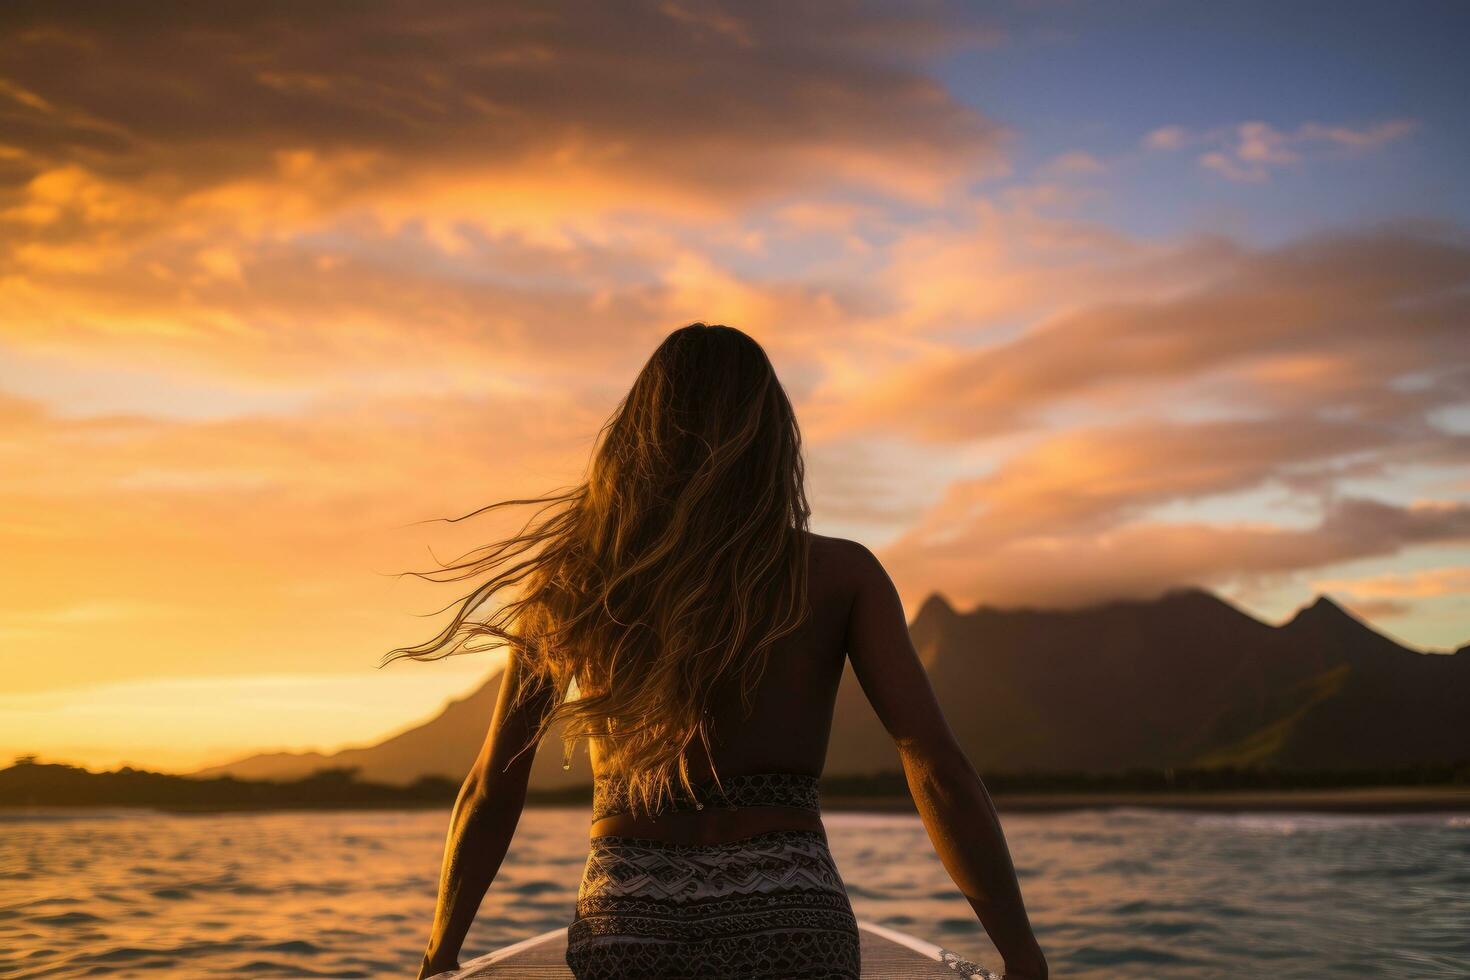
[591,770,822,822]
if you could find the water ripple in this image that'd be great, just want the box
[1,806,1466,979]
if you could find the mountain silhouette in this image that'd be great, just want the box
[195,587,1469,786]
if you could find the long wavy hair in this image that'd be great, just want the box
[381,323,812,817]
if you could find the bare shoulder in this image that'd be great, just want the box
[806,529,869,560]
[804,531,885,593]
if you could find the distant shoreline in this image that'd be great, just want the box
[5,785,1469,816]
[6,760,1467,815]
[833,786,1470,814]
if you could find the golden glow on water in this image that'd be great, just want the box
[4,808,1467,978]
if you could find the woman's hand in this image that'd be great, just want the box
[416,952,460,979]
[997,930,1048,979]
[1002,948,1049,980]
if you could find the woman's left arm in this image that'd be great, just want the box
[417,653,556,979]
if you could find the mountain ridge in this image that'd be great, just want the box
[194,588,1468,786]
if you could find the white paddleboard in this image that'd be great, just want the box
[431,920,1000,978]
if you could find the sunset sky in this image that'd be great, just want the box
[3,1,1467,772]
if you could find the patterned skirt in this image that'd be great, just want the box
[565,828,861,979]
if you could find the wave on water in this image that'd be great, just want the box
[2,806,1467,979]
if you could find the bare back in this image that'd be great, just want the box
[587,531,866,843]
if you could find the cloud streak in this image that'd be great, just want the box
[0,0,1004,204]
[831,229,1470,441]
[1144,118,1418,182]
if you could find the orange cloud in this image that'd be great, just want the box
[0,1,1012,403]
[0,1,1004,210]
[825,229,1470,441]
[883,487,1470,614]
[1314,567,1470,599]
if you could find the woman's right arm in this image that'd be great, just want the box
[843,541,1048,980]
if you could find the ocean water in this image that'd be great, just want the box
[2,806,1467,978]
